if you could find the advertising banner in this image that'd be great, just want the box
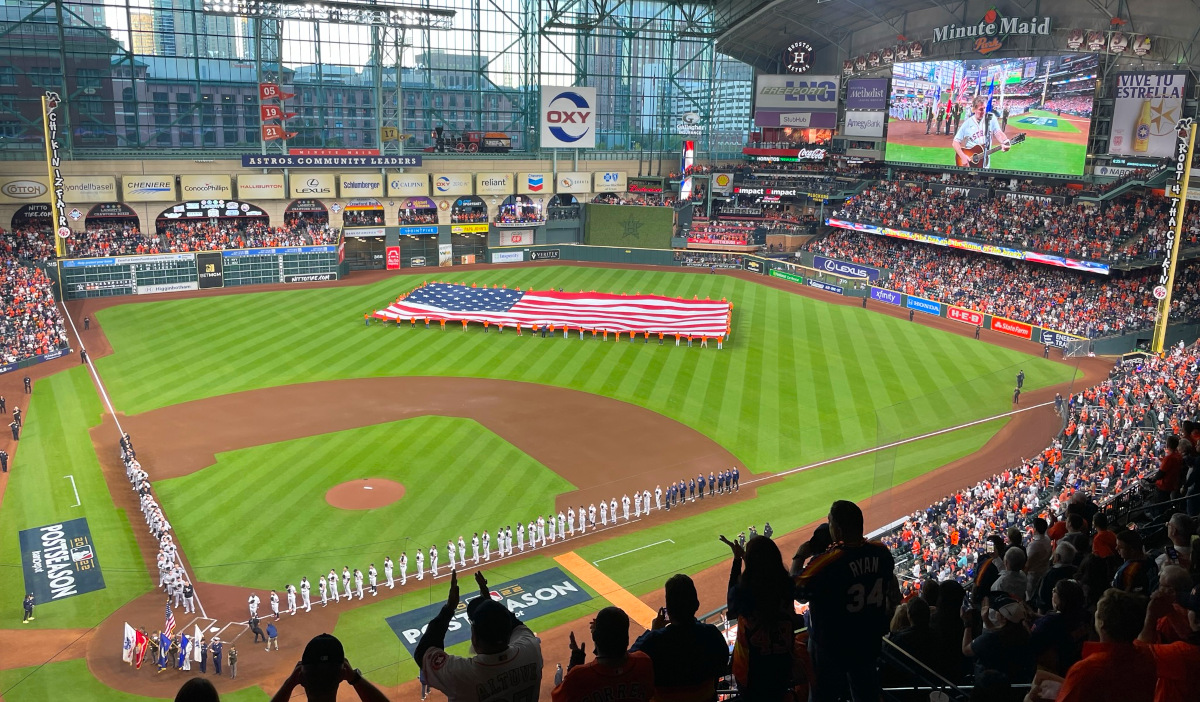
[409,257,427,267]
[518,173,551,194]
[769,268,803,283]
[386,246,401,270]
[947,306,984,325]
[754,74,839,128]
[339,173,385,199]
[499,230,534,246]
[388,174,430,197]
[284,273,336,283]
[121,175,176,202]
[1040,329,1078,348]
[808,279,844,294]
[196,252,224,289]
[906,295,941,315]
[344,227,386,238]
[71,279,135,293]
[0,176,50,204]
[289,174,336,198]
[557,172,591,194]
[236,174,286,200]
[476,173,515,196]
[540,86,597,148]
[846,78,889,110]
[179,175,233,200]
[19,518,105,603]
[242,155,422,168]
[438,243,453,266]
[531,249,561,260]
[63,176,117,204]
[593,171,627,193]
[386,568,592,657]
[138,282,199,295]
[990,315,1033,339]
[842,111,886,138]
[492,250,524,263]
[745,259,764,273]
[400,225,438,236]
[711,173,734,194]
[813,255,880,281]
[451,224,489,234]
[432,174,473,197]
[1109,72,1187,158]
[870,286,902,305]
[1001,191,1068,206]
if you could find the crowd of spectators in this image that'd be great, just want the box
[547,204,581,221]
[450,210,488,224]
[1042,95,1094,117]
[809,229,1200,336]
[835,181,1199,264]
[397,210,437,225]
[687,221,758,247]
[591,193,675,207]
[341,210,383,227]
[495,207,545,224]
[0,226,57,263]
[0,248,69,365]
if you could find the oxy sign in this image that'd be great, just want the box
[541,86,596,148]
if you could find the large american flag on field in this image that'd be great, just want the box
[374,283,732,337]
[164,599,175,637]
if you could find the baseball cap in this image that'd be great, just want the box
[1179,585,1200,614]
[467,597,512,645]
[302,633,345,669]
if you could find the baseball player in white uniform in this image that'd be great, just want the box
[654,486,662,509]
[557,511,566,538]
[547,514,556,542]
[368,564,378,595]
[248,593,260,618]
[610,499,618,523]
[415,549,425,580]
[354,569,364,599]
[622,495,630,521]
[599,501,608,526]
[458,536,467,563]
[384,557,394,589]
[472,533,480,564]
[482,531,491,561]
[429,545,439,577]
[568,508,576,535]
[516,524,526,552]
[634,492,642,517]
[537,516,546,543]
[527,520,537,548]
[447,540,457,570]
[342,567,351,599]
[328,569,340,602]
[399,552,408,585]
[270,590,280,619]
[319,576,328,606]
[286,584,297,615]
[300,578,311,612]
[643,489,651,514]
[506,527,514,555]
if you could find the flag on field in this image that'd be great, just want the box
[123,622,136,664]
[164,599,175,637]
[157,632,170,669]
[133,629,148,668]
[193,625,204,662]
[178,633,191,670]
[985,78,997,114]
[373,283,732,337]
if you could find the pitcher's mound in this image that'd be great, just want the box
[326,478,405,509]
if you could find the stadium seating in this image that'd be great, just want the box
[0,239,70,365]
[1,222,339,261]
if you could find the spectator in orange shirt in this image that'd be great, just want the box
[1026,588,1156,702]
[1092,513,1119,560]
[1138,583,1200,702]
[552,606,655,702]
[1153,436,1184,504]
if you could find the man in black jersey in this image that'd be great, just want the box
[791,500,899,702]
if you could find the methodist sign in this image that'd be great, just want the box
[753,74,839,128]
[540,86,596,149]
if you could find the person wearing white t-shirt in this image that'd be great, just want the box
[416,571,543,702]
[952,96,1011,168]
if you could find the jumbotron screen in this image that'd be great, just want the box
[884,54,1097,176]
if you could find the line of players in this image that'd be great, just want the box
[249,467,743,619]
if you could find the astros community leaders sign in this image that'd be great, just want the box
[385,568,591,657]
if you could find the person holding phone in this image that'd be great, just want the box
[269,634,388,702]
[630,574,728,701]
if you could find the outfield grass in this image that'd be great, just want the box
[0,367,150,630]
[1012,110,1083,134]
[154,417,575,587]
[95,267,1073,475]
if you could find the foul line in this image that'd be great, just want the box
[61,304,207,620]
[592,539,674,566]
[554,552,658,630]
[63,475,81,507]
[744,400,1054,486]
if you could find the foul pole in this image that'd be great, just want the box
[41,91,68,259]
[1151,118,1197,354]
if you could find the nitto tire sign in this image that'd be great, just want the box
[540,86,596,148]
[284,273,335,283]
[20,518,105,602]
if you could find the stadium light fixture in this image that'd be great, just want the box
[200,0,455,29]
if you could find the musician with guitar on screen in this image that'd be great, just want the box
[953,96,1023,168]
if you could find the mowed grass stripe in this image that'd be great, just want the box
[97,267,1076,474]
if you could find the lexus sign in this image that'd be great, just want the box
[540,86,596,149]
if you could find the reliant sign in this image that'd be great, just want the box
[932,8,1051,55]
[475,173,515,196]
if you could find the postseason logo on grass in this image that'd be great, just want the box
[19,518,106,602]
[386,568,591,658]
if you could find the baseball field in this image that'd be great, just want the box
[0,264,1090,700]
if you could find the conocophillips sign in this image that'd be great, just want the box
[540,86,596,149]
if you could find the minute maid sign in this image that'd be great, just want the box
[933,7,1051,55]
